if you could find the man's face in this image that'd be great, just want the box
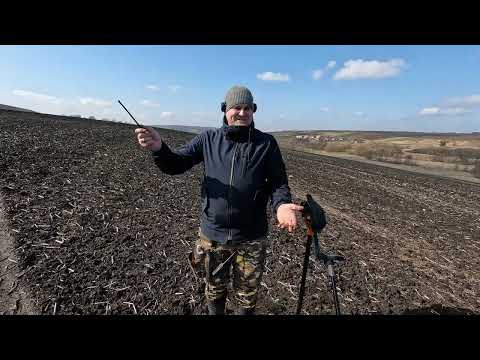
[225,104,254,127]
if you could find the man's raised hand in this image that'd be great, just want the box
[135,126,162,152]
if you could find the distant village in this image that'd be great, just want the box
[295,134,365,144]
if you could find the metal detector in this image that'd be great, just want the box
[296,194,346,315]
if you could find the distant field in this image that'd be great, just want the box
[274,130,480,183]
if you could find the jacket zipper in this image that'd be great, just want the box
[227,143,239,241]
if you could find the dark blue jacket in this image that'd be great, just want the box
[151,121,292,244]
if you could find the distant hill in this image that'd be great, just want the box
[270,129,476,137]
[0,104,36,113]
[153,125,216,134]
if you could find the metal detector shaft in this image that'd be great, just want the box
[328,263,341,315]
[313,232,323,261]
[296,234,312,315]
[118,100,145,128]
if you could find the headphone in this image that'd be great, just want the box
[221,102,257,113]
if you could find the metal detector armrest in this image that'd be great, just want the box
[301,194,327,233]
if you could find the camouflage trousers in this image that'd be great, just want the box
[194,230,267,310]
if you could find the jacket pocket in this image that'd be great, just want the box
[251,189,269,234]
[254,188,269,209]
[201,183,209,216]
[252,188,269,222]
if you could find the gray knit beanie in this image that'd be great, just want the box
[224,86,254,112]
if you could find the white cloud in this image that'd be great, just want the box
[446,94,480,107]
[419,107,469,116]
[420,107,440,115]
[169,85,181,93]
[79,97,112,107]
[320,107,329,112]
[313,60,337,80]
[444,108,469,115]
[355,111,364,116]
[257,72,290,82]
[333,59,406,80]
[141,100,161,107]
[160,112,173,118]
[13,89,62,105]
[312,69,324,80]
[146,85,160,91]
[326,61,336,69]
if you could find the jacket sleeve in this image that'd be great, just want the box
[151,132,204,175]
[266,136,292,213]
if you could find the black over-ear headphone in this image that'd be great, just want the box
[221,102,257,113]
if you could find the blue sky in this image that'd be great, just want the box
[1,45,479,132]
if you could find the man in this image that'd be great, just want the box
[135,86,303,315]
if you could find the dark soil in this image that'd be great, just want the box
[1,109,479,315]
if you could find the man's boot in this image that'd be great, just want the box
[207,296,226,315]
[235,306,255,315]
